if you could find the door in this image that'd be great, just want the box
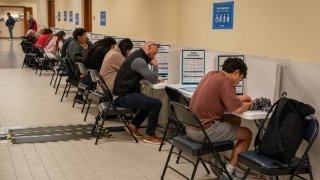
[47,0,55,28]
[83,0,92,32]
[24,7,33,34]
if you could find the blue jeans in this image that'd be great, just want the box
[8,25,13,39]
[114,93,162,135]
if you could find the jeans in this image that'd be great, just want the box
[8,25,13,39]
[114,93,162,135]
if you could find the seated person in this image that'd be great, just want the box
[35,28,52,49]
[187,57,253,179]
[25,29,37,44]
[44,31,66,55]
[113,41,162,145]
[66,28,92,101]
[83,37,117,72]
[100,38,133,92]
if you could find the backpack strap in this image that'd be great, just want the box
[254,92,288,151]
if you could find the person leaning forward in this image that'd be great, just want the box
[113,41,162,145]
[187,57,253,179]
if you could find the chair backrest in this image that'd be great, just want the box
[165,86,190,106]
[65,58,80,83]
[87,69,113,102]
[304,115,319,144]
[170,102,203,129]
[75,62,88,75]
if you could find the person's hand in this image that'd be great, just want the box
[150,58,158,66]
[238,95,252,102]
[157,79,165,83]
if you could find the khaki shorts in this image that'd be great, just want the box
[186,121,238,142]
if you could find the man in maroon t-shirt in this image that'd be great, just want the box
[188,57,253,179]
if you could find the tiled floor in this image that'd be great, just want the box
[0,39,216,180]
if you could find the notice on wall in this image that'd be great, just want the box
[156,45,170,76]
[69,11,73,22]
[181,50,205,84]
[100,11,106,26]
[131,41,145,53]
[75,13,79,25]
[91,34,104,44]
[57,11,60,22]
[212,1,234,29]
[64,11,67,22]
[217,55,245,95]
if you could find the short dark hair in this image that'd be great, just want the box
[72,28,87,40]
[118,38,133,57]
[222,57,248,78]
[7,12,11,16]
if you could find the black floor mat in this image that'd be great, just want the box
[7,124,125,144]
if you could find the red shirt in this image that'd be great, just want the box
[35,34,52,49]
[189,71,242,129]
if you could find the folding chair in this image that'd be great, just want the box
[35,47,58,76]
[159,86,190,151]
[20,40,39,69]
[50,52,68,90]
[238,115,319,180]
[87,69,138,145]
[72,63,93,113]
[60,58,80,102]
[161,102,234,180]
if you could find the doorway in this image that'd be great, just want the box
[83,0,92,32]
[47,0,55,28]
[24,7,32,34]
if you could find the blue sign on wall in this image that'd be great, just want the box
[57,11,60,21]
[100,11,106,26]
[69,11,73,22]
[212,1,234,29]
[75,13,79,25]
[64,11,67,22]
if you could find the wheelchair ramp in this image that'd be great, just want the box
[7,124,125,144]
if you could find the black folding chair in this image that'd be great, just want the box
[60,58,80,102]
[20,40,39,69]
[238,115,319,180]
[72,63,93,113]
[87,69,138,145]
[51,52,69,91]
[161,102,234,180]
[159,86,190,151]
[35,47,57,76]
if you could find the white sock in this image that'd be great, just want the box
[226,163,235,173]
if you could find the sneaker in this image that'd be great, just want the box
[124,123,143,138]
[143,134,162,145]
[219,170,243,180]
[209,153,224,178]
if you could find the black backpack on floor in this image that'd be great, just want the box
[254,92,315,164]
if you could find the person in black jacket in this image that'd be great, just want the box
[113,41,162,145]
[5,12,15,40]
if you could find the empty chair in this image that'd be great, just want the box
[161,102,234,180]
[159,86,190,151]
[238,115,319,180]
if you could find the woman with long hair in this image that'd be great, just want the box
[83,36,117,71]
[44,31,66,53]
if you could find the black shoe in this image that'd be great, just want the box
[75,95,85,104]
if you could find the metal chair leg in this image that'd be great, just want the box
[159,121,170,151]
[55,76,62,94]
[84,99,92,122]
[65,83,72,98]
[60,82,69,102]
[50,71,56,85]
[161,145,175,180]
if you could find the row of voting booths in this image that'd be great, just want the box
[50,27,281,128]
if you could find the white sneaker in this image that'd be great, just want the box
[219,170,244,180]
